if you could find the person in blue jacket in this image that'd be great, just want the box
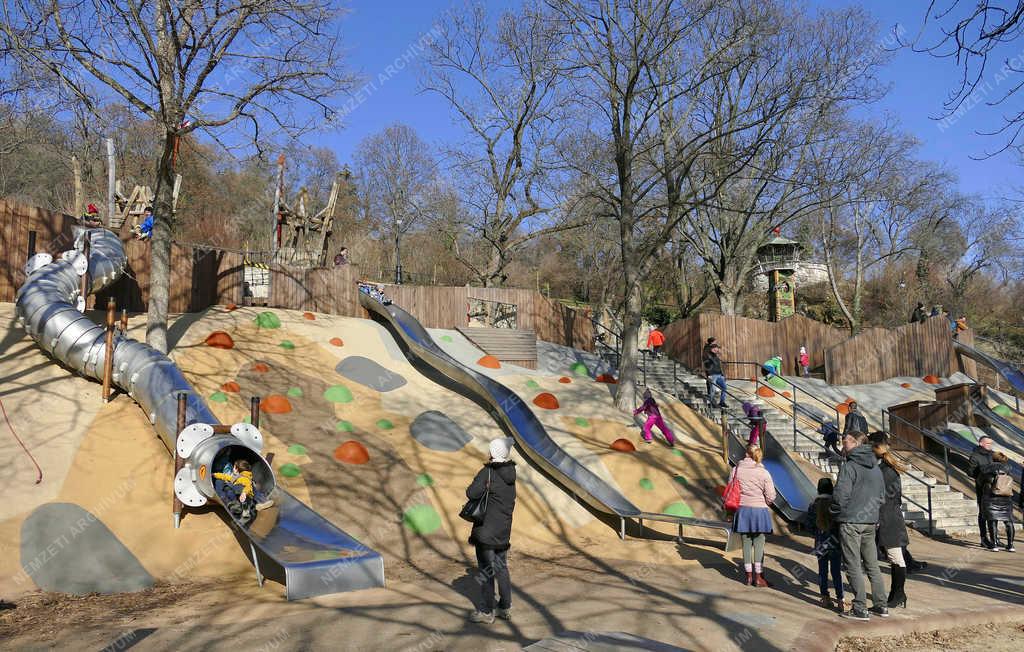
[133,206,154,240]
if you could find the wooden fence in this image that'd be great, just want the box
[664,311,972,386]
[1,200,592,349]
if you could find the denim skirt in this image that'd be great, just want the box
[734,506,773,534]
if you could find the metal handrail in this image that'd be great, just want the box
[881,409,970,487]
[724,382,831,453]
[720,360,764,381]
[757,374,842,428]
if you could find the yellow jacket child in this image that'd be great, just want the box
[214,459,254,500]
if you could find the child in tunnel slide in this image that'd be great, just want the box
[634,389,676,447]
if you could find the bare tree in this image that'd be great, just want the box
[1,0,353,351]
[423,3,579,286]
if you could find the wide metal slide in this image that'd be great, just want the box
[360,293,731,545]
[15,227,383,599]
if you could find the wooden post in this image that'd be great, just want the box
[250,396,261,428]
[102,298,116,403]
[721,408,729,466]
[27,231,37,258]
[119,308,129,334]
[106,138,116,228]
[173,393,187,528]
[79,233,91,309]
[72,154,83,217]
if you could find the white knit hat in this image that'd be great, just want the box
[489,437,514,463]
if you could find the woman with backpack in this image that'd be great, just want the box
[980,451,1016,552]
[728,444,777,587]
[873,442,910,608]
[465,438,518,624]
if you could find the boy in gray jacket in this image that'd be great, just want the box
[831,431,887,620]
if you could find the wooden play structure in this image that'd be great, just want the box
[271,159,354,268]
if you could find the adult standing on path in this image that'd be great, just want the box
[832,431,888,620]
[873,442,910,608]
[730,444,777,587]
[466,438,517,624]
[968,436,995,548]
[843,401,868,436]
[979,451,1016,551]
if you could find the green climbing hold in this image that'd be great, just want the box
[674,475,689,487]
[574,417,590,427]
[570,361,590,377]
[279,340,295,350]
[209,391,228,403]
[440,335,453,343]
[416,473,435,487]
[993,404,1013,417]
[376,419,394,430]
[767,375,789,390]
[671,449,684,457]
[663,501,694,518]
[639,478,654,490]
[279,463,301,477]
[324,385,354,403]
[287,386,303,398]
[243,415,252,424]
[254,311,281,329]
[335,420,354,432]
[525,380,540,390]
[402,504,442,535]
[287,444,307,456]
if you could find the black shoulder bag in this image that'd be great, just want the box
[459,468,492,524]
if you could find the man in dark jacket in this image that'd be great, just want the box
[702,343,727,409]
[968,436,995,547]
[832,431,887,620]
[979,452,1015,551]
[466,438,517,624]
[843,401,868,436]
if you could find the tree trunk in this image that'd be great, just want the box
[614,275,643,413]
[717,286,743,315]
[146,131,176,353]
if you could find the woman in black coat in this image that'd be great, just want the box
[979,451,1016,551]
[466,437,517,624]
[873,442,910,608]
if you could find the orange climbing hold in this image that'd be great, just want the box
[205,331,234,349]
[611,438,636,452]
[252,362,270,373]
[923,374,941,384]
[836,403,850,415]
[221,381,241,393]
[756,386,775,398]
[329,337,344,347]
[782,391,791,398]
[303,311,316,320]
[559,376,572,384]
[260,395,292,414]
[226,303,238,311]
[334,440,369,464]
[900,382,912,389]
[533,393,560,409]
[477,355,502,369]
[595,373,618,384]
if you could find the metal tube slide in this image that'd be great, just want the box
[955,340,1024,394]
[15,227,383,599]
[359,292,732,542]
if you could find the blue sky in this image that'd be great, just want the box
[322,1,1020,200]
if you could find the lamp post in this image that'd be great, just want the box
[394,218,403,285]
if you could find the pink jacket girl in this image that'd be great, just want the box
[634,389,676,446]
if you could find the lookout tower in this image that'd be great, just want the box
[754,229,802,321]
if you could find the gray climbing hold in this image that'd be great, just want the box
[410,410,472,452]
[334,356,407,392]
[20,503,154,595]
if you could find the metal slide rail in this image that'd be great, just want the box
[955,340,1024,396]
[360,293,732,546]
[15,227,383,599]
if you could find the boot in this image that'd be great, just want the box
[745,571,753,586]
[1006,523,1016,552]
[886,565,907,608]
[990,521,1003,551]
[753,572,770,587]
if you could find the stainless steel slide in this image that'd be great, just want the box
[15,227,383,600]
[360,293,731,543]
[955,340,1024,394]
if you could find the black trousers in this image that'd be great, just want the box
[475,545,512,612]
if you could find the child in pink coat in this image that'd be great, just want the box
[634,389,676,446]
[799,347,810,377]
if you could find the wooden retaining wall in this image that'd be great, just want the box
[823,317,960,385]
[0,199,77,303]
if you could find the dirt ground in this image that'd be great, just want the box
[838,622,1024,651]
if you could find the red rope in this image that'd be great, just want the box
[0,397,42,484]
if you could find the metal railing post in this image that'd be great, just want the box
[641,350,647,387]
[943,447,950,485]
[792,385,798,449]
[927,485,933,536]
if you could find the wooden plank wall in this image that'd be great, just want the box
[0,199,77,302]
[823,316,956,385]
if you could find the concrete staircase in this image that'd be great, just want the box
[641,359,980,538]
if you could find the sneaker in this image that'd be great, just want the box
[1006,546,1017,552]
[496,607,512,621]
[988,545,1000,552]
[869,606,889,618]
[470,610,495,624]
[840,608,869,621]
[643,438,653,444]
[820,595,835,610]
[256,499,275,511]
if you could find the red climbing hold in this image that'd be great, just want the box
[225,303,238,311]
[900,382,912,389]
[756,386,775,398]
[334,440,370,464]
[923,375,941,384]
[260,395,292,414]
[221,381,241,393]
[329,337,344,347]
[533,393,559,409]
[205,331,235,349]
[559,376,572,384]
[252,362,270,373]
[595,373,618,384]
[303,312,316,320]
[477,355,501,369]
[611,438,636,452]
